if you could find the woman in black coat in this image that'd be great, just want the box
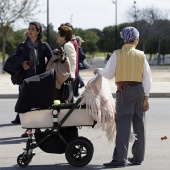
[11,22,53,137]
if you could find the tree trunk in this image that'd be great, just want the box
[149,54,152,61]
[142,41,146,53]
[157,38,161,65]
[2,27,8,74]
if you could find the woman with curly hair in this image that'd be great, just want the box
[47,25,76,103]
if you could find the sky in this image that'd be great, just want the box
[18,0,170,31]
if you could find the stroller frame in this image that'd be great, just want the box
[17,97,95,168]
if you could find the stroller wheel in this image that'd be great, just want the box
[65,138,93,167]
[78,136,94,152]
[17,153,32,167]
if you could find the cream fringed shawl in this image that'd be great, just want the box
[79,74,116,142]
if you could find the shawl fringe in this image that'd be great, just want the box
[79,74,116,142]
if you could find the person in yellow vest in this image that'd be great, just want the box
[94,26,152,168]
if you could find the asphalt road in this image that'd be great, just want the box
[0,98,170,170]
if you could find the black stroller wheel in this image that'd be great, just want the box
[78,136,94,153]
[65,138,93,167]
[17,154,32,167]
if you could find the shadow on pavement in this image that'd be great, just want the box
[0,123,20,128]
[1,164,104,170]
[0,137,26,145]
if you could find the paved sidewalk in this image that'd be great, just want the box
[0,58,170,98]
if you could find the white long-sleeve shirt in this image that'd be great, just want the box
[98,51,152,96]
[64,42,76,78]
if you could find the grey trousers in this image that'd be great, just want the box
[113,84,145,163]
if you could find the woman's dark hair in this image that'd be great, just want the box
[58,25,73,42]
[29,21,43,41]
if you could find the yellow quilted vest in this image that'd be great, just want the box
[115,44,144,82]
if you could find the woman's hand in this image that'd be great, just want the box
[94,68,99,75]
[22,61,30,70]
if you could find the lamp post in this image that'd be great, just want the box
[70,14,73,24]
[47,0,49,43]
[133,1,138,27]
[112,0,117,50]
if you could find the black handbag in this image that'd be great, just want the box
[61,78,73,101]
[79,59,91,70]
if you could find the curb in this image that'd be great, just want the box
[112,93,170,98]
[149,93,170,98]
[0,93,170,99]
[0,94,18,98]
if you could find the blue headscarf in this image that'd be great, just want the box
[120,27,139,43]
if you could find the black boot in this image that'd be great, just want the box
[11,113,20,124]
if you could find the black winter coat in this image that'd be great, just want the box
[16,40,53,75]
[4,40,53,85]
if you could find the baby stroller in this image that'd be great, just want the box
[16,70,95,167]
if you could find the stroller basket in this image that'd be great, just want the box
[34,127,78,154]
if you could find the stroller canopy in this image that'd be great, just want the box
[15,70,56,113]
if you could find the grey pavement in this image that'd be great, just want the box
[0,58,170,98]
[0,98,170,169]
